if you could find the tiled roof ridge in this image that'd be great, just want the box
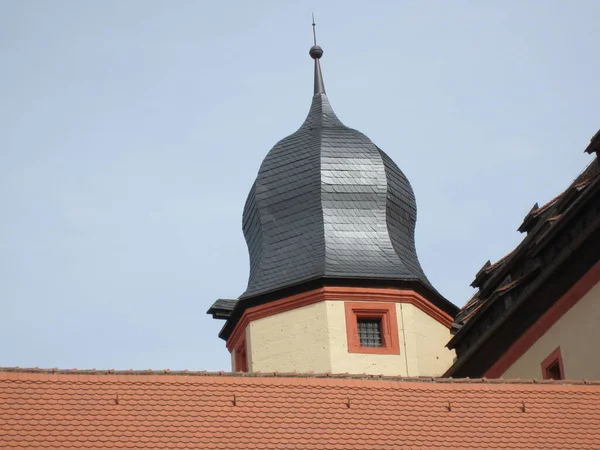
[1,367,599,385]
[486,249,515,271]
[463,156,599,312]
[528,169,598,219]
[532,192,562,216]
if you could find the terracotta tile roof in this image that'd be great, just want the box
[493,270,537,295]
[2,368,600,449]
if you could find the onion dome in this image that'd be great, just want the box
[241,42,434,299]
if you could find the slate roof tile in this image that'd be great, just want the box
[241,91,433,300]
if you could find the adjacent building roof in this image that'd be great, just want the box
[2,368,600,449]
[446,154,600,377]
[585,128,600,155]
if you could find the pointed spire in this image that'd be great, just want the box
[310,15,326,95]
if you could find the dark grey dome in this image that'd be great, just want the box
[241,91,432,299]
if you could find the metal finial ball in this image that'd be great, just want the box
[309,45,323,59]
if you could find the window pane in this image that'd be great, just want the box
[358,318,383,347]
[545,361,562,380]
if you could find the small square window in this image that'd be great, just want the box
[358,318,383,347]
[345,302,400,355]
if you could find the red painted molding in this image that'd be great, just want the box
[541,346,564,380]
[344,302,400,355]
[485,259,600,378]
[226,286,453,352]
[233,337,248,373]
[325,287,453,328]
[226,288,325,352]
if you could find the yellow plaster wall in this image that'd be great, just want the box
[327,301,454,376]
[246,301,332,373]
[502,280,600,379]
[327,301,409,376]
[409,305,456,376]
[244,298,455,376]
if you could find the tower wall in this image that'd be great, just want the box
[228,287,455,376]
[247,301,332,373]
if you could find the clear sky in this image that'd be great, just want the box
[1,1,599,372]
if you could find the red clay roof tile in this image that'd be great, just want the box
[1,368,600,448]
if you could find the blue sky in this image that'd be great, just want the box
[1,1,599,371]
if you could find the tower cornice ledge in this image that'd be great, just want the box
[226,285,456,352]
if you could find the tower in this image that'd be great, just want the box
[208,34,458,376]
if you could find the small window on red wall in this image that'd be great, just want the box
[541,347,564,380]
[345,302,400,355]
[234,339,249,373]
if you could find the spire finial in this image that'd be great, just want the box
[309,14,323,60]
[309,14,325,95]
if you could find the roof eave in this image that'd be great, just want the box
[219,276,458,342]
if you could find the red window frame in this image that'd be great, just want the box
[234,338,249,372]
[541,346,564,380]
[344,302,400,355]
